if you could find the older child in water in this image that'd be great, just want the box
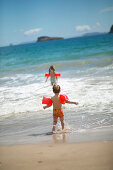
[43,84,78,132]
[45,65,57,85]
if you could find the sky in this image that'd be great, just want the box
[0,0,113,46]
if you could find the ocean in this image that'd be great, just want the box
[0,34,113,145]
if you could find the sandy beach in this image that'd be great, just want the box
[0,141,113,170]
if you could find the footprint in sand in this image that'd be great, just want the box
[37,161,43,164]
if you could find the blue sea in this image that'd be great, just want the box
[0,34,113,145]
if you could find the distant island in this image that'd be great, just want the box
[37,36,64,42]
[83,32,105,37]
[109,25,113,34]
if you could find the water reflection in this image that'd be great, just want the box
[53,133,66,143]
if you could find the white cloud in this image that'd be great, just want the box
[100,6,113,13]
[75,25,91,32]
[24,28,42,36]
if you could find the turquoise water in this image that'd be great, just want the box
[0,34,113,145]
[0,34,113,76]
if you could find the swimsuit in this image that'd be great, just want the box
[51,77,56,84]
[50,72,56,84]
[53,108,64,119]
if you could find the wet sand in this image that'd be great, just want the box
[0,141,113,170]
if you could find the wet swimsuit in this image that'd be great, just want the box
[50,72,56,84]
[51,77,56,84]
[53,108,64,119]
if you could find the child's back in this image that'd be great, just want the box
[51,95,62,109]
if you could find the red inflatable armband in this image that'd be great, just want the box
[42,97,52,105]
[55,73,61,77]
[45,73,61,77]
[45,73,50,77]
[59,94,69,104]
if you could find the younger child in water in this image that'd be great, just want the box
[45,65,57,85]
[43,84,78,132]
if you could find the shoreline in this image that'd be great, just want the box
[0,141,113,170]
[0,126,113,146]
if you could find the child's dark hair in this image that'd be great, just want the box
[49,65,55,74]
[53,84,60,94]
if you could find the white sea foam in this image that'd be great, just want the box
[0,60,113,133]
[0,66,113,120]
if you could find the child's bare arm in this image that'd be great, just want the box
[45,77,48,82]
[65,100,78,105]
[43,105,52,109]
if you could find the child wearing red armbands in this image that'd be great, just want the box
[43,84,78,133]
[45,65,57,85]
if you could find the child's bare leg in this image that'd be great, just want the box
[60,116,64,130]
[52,117,57,132]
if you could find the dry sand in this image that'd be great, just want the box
[0,141,113,170]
